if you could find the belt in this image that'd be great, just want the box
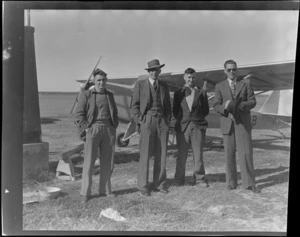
[93,120,112,126]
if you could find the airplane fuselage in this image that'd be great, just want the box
[113,92,290,131]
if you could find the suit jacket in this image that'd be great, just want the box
[74,88,119,140]
[130,78,172,125]
[173,87,209,132]
[213,77,256,135]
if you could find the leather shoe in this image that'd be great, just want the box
[246,186,261,194]
[227,185,237,190]
[158,187,169,194]
[173,182,184,187]
[140,190,150,196]
[197,182,209,188]
[150,183,159,192]
[152,186,169,194]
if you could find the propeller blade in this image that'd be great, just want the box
[70,56,102,114]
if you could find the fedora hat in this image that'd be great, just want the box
[145,59,165,70]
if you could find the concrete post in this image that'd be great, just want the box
[24,26,42,143]
[23,23,49,175]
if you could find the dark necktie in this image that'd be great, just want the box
[153,81,158,91]
[229,80,236,121]
[230,80,236,97]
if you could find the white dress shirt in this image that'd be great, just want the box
[148,77,157,87]
[185,87,197,111]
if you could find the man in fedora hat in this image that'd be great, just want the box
[130,59,172,196]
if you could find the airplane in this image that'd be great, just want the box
[72,59,294,147]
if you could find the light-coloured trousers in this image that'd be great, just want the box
[80,124,116,197]
[175,122,206,184]
[223,122,255,188]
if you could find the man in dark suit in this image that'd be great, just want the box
[130,59,172,196]
[213,59,260,193]
[173,68,209,187]
[75,69,119,203]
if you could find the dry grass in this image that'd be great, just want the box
[22,94,291,233]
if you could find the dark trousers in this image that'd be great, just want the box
[81,124,116,197]
[138,114,169,192]
[223,122,255,188]
[175,122,206,184]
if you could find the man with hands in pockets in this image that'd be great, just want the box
[75,68,119,203]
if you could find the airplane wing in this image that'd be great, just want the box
[76,60,295,94]
[76,76,137,85]
[76,76,137,96]
[157,60,295,92]
[74,60,294,142]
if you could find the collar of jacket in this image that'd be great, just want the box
[181,86,198,93]
[91,88,107,94]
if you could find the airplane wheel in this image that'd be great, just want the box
[116,132,129,147]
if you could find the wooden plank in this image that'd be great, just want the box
[56,143,84,181]
[60,143,84,162]
[56,143,101,181]
[23,192,39,204]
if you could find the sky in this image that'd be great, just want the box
[29,10,299,92]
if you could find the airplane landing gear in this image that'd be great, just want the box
[116,132,130,147]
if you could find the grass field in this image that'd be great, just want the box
[22,93,291,233]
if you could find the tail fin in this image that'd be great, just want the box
[257,89,293,117]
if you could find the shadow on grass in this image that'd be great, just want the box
[166,166,289,190]
[23,167,57,184]
[49,161,59,173]
[263,134,291,140]
[113,187,139,196]
[252,138,290,151]
[200,135,290,152]
[255,166,289,189]
[115,145,177,163]
[166,176,206,186]
[257,171,289,190]
[41,117,61,124]
[58,191,69,198]
[255,165,288,177]
[114,151,139,164]
[168,141,216,153]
